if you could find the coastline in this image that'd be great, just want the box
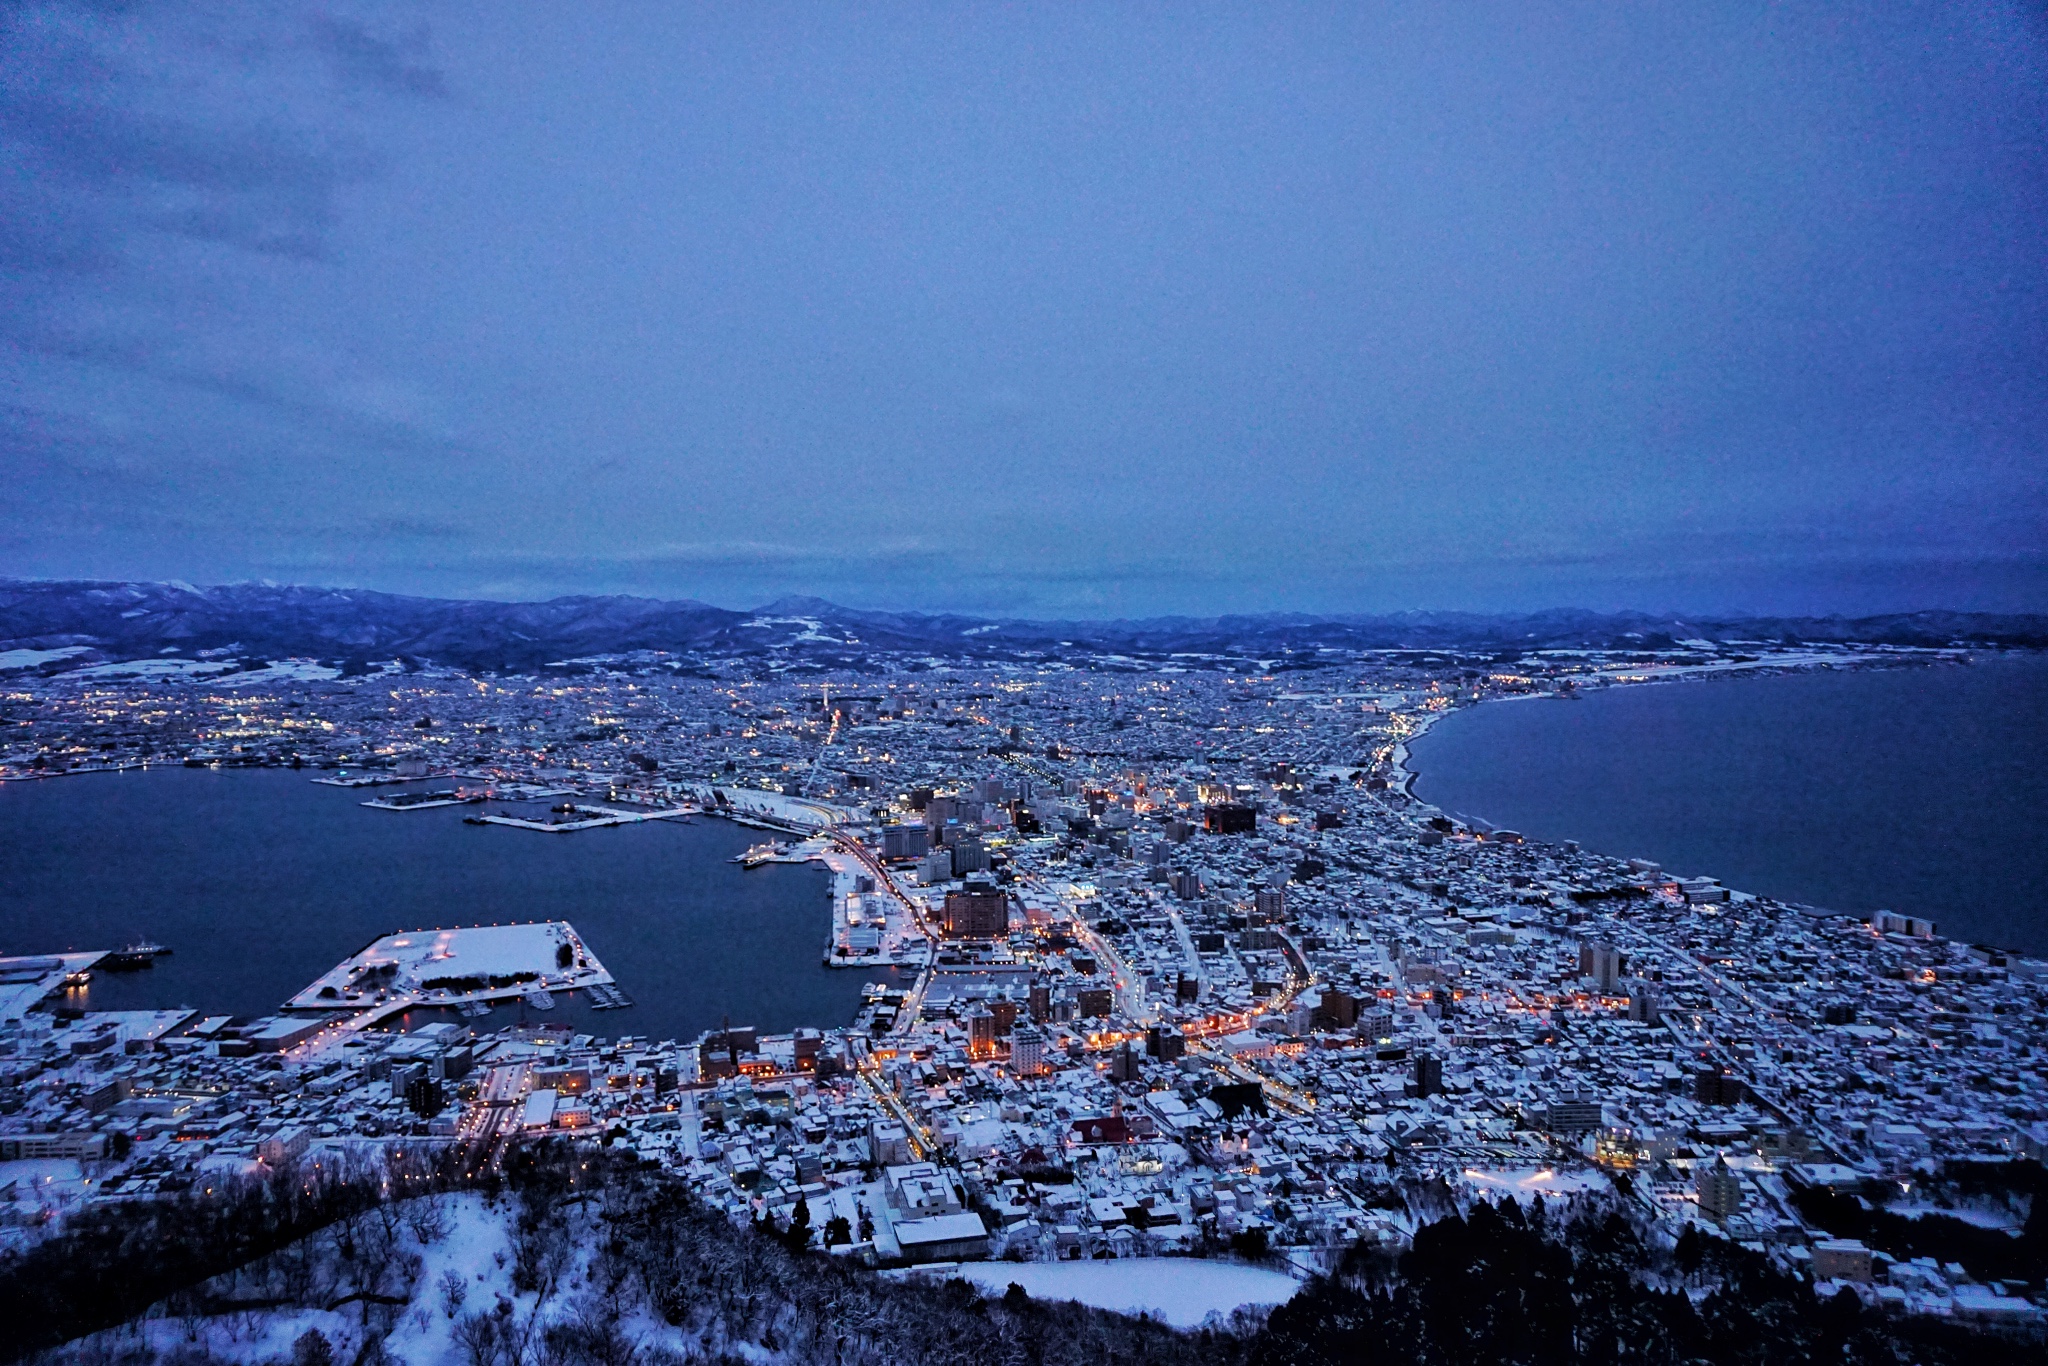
[1394,649,2046,954]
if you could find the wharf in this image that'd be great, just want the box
[0,951,108,1023]
[472,803,695,833]
[361,790,481,811]
[284,921,616,1029]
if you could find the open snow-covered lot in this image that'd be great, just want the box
[954,1259,1301,1327]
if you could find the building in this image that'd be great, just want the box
[1203,802,1256,835]
[885,1162,962,1216]
[1812,1239,1873,1283]
[0,1132,106,1161]
[892,1211,990,1264]
[1695,1068,1746,1107]
[1696,1154,1743,1222]
[1075,985,1114,1018]
[967,1009,998,1059]
[1146,1024,1186,1061]
[949,836,989,878]
[1412,1052,1442,1099]
[1579,942,1625,994]
[1252,887,1286,922]
[1627,981,1661,1025]
[869,1121,913,1165]
[1010,1025,1047,1076]
[1544,1093,1604,1135]
[1876,911,1938,938]
[1314,988,1360,1031]
[941,884,1009,939]
[1357,1007,1395,1042]
[881,824,929,861]
[404,1075,446,1118]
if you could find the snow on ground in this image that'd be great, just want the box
[1459,1166,1614,1202]
[953,1259,1301,1328]
[214,659,345,685]
[1890,1203,2024,1231]
[68,658,238,679]
[0,646,91,671]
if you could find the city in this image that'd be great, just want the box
[4,636,2042,1332]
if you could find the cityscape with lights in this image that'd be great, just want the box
[4,625,2044,1335]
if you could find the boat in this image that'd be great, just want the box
[522,988,556,1011]
[101,939,172,971]
[739,842,781,869]
[63,969,91,987]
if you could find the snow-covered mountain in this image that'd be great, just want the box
[2,578,2041,676]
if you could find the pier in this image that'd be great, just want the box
[284,921,616,1027]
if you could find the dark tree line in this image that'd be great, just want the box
[1253,1198,2043,1366]
[1,1144,474,1359]
[9,1144,2045,1366]
[1788,1161,2047,1286]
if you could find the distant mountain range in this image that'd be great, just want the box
[3,579,2044,675]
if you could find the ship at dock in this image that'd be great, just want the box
[737,842,783,869]
[99,941,173,971]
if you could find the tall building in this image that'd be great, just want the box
[882,824,929,861]
[1696,1154,1743,1222]
[1544,1092,1604,1135]
[1010,1025,1047,1076]
[1357,1007,1395,1042]
[941,884,1009,938]
[1146,1024,1186,1061]
[1694,1068,1745,1107]
[1313,988,1360,1030]
[1580,941,1626,994]
[967,1009,998,1059]
[1203,802,1256,835]
[1413,1052,1442,1099]
[949,835,989,878]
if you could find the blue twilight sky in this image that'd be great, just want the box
[2,2,2044,618]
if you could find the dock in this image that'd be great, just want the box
[284,921,616,1027]
[471,803,695,833]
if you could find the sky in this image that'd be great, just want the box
[2,2,2044,619]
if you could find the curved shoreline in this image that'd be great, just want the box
[1391,650,2039,946]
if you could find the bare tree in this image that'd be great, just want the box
[441,1267,471,1318]
[452,1310,500,1366]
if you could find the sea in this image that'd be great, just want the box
[0,768,899,1043]
[1407,651,2048,957]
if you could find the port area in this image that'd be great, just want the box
[0,952,108,1023]
[359,787,483,811]
[821,843,936,968]
[471,801,696,832]
[283,921,613,1024]
[685,784,864,833]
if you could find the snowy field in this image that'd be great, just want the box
[1458,1166,1613,1202]
[0,646,91,671]
[955,1259,1301,1327]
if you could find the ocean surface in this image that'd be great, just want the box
[1408,652,2048,956]
[0,768,896,1042]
